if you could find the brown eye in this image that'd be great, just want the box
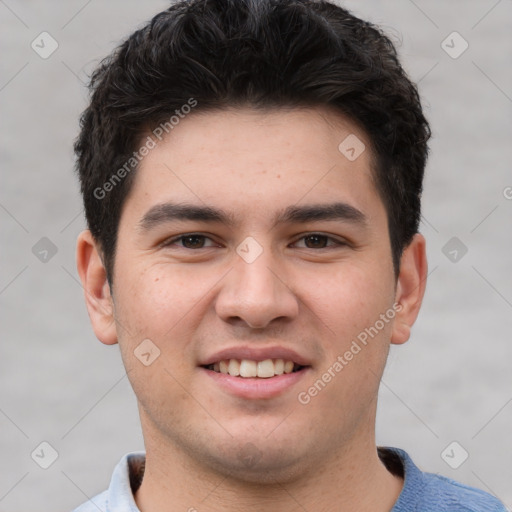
[303,234,329,248]
[181,235,207,249]
[293,233,346,249]
[162,234,218,249]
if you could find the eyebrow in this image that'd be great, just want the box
[138,201,368,232]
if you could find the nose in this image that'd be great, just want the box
[214,245,299,329]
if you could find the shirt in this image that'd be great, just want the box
[71,447,507,511]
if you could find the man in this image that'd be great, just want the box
[72,0,507,510]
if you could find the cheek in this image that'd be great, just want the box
[297,266,394,427]
[112,261,222,390]
[298,262,395,342]
[114,262,212,336]
[112,265,199,421]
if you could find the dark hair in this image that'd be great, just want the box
[75,0,431,283]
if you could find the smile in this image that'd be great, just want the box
[203,358,305,378]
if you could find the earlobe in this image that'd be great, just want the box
[76,230,118,345]
[391,233,428,345]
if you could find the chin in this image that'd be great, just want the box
[202,438,311,485]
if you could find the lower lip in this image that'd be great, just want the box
[200,367,310,400]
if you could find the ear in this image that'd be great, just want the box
[391,233,427,345]
[76,230,118,345]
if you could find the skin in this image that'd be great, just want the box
[77,107,427,512]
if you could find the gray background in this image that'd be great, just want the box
[1,0,511,510]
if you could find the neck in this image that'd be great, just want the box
[134,427,403,512]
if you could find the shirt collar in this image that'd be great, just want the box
[106,448,414,511]
[107,451,145,511]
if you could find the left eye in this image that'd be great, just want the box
[165,234,218,249]
[293,234,343,249]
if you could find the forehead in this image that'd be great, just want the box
[126,107,382,225]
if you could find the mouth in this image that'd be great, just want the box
[198,347,312,399]
[201,359,307,379]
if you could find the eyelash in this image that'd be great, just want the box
[161,233,347,250]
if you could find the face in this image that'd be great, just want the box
[78,107,426,482]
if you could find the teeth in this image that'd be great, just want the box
[284,360,294,373]
[228,359,240,376]
[274,359,284,375]
[257,359,275,378]
[211,358,301,378]
[239,359,257,377]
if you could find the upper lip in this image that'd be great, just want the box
[199,346,312,367]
